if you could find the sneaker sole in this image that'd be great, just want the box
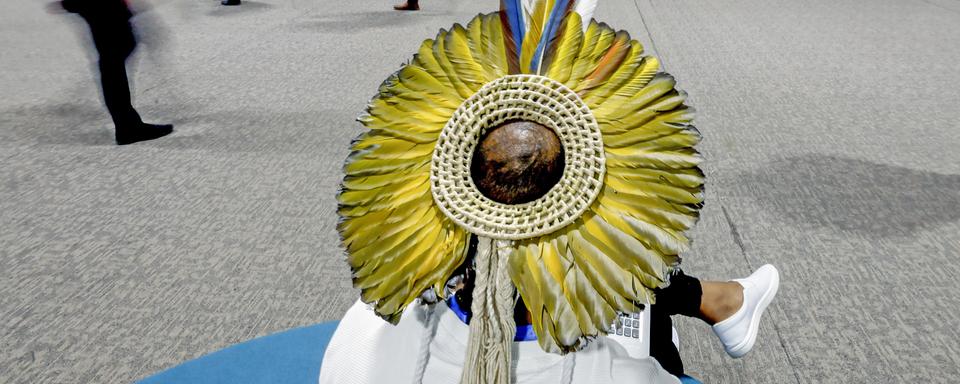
[728,265,779,358]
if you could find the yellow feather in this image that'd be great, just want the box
[605,166,704,190]
[443,24,488,90]
[342,152,430,177]
[567,21,615,86]
[347,202,436,267]
[467,15,486,61]
[371,227,448,312]
[430,225,470,297]
[432,30,477,99]
[596,188,699,233]
[566,228,630,316]
[575,31,631,93]
[337,171,430,207]
[340,211,413,253]
[336,181,430,217]
[381,67,459,111]
[602,171,704,206]
[368,99,449,131]
[579,212,669,291]
[519,0,547,73]
[342,165,427,191]
[338,176,430,215]
[543,237,600,337]
[512,239,583,353]
[359,218,467,321]
[567,230,631,308]
[353,211,440,283]
[599,107,695,137]
[412,39,457,94]
[609,55,659,100]
[465,14,507,82]
[480,13,510,78]
[591,73,677,119]
[394,65,462,110]
[611,129,700,152]
[527,242,579,347]
[601,119,693,148]
[549,234,608,331]
[606,92,687,131]
[544,12,583,84]
[580,40,643,104]
[605,147,702,170]
[593,203,690,255]
[355,140,435,161]
[348,131,431,152]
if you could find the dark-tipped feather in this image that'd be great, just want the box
[500,0,523,74]
[531,0,572,74]
[538,5,579,77]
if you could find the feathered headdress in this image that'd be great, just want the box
[338,0,703,381]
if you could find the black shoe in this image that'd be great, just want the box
[116,123,173,145]
[393,1,419,10]
[221,0,240,5]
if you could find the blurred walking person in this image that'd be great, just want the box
[48,0,173,145]
[393,0,418,11]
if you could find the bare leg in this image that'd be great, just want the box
[698,281,744,325]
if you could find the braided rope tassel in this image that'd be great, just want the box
[559,352,576,384]
[412,303,440,384]
[461,237,516,384]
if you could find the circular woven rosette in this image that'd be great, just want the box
[337,11,704,353]
[431,74,605,240]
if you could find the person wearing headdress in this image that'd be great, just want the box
[322,1,779,382]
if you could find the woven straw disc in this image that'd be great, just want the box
[430,74,605,240]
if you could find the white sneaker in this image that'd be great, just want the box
[711,264,780,358]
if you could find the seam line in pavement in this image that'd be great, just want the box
[721,204,802,384]
[915,0,960,14]
[721,205,748,268]
[633,0,667,71]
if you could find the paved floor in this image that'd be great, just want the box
[1,0,958,383]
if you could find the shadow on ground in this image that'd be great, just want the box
[147,106,357,154]
[295,11,451,33]
[0,100,353,154]
[206,1,275,17]
[0,102,115,146]
[738,154,960,237]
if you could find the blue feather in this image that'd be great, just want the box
[531,0,571,74]
[502,0,525,60]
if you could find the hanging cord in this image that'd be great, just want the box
[461,237,517,384]
[559,353,576,384]
[412,303,440,384]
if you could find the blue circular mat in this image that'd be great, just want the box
[138,321,339,384]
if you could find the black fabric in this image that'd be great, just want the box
[61,0,133,22]
[649,270,703,377]
[649,307,683,377]
[63,0,142,129]
[654,270,703,318]
[93,25,140,129]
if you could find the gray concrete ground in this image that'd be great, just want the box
[1,0,958,383]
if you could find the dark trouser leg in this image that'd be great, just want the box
[654,270,703,317]
[98,57,141,129]
[649,270,703,377]
[90,22,141,130]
